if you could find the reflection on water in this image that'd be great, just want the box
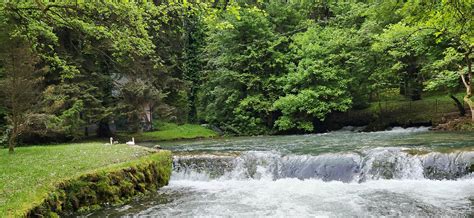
[88,127,474,217]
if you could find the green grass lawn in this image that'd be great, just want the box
[119,123,218,142]
[0,143,153,217]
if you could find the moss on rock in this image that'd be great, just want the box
[27,151,172,217]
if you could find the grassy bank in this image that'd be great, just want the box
[118,122,218,142]
[324,92,468,131]
[0,143,169,217]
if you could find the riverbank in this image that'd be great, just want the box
[322,93,470,132]
[431,116,474,131]
[0,143,172,217]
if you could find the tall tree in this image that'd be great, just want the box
[273,25,353,131]
[372,23,438,101]
[0,36,42,153]
[198,4,287,134]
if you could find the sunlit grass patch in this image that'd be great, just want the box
[119,122,218,142]
[0,143,152,217]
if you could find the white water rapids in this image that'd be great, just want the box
[88,127,474,217]
[153,178,473,217]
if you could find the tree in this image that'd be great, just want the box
[0,37,42,153]
[1,1,193,137]
[273,26,353,131]
[372,23,438,101]
[399,0,473,120]
[117,79,167,132]
[198,4,287,134]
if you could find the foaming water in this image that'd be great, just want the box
[172,149,473,182]
[146,179,474,217]
[88,128,474,217]
[333,126,430,134]
[90,178,474,217]
[382,126,431,133]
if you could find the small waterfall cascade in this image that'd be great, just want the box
[172,148,474,182]
[89,128,474,217]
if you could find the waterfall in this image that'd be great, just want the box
[89,129,474,217]
[172,148,474,182]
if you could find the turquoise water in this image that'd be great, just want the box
[154,127,474,154]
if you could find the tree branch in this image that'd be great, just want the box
[459,71,469,90]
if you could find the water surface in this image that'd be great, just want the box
[89,127,474,217]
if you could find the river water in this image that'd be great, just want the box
[90,127,474,217]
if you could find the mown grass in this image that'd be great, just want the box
[119,122,218,142]
[0,143,153,217]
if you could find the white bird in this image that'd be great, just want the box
[126,137,135,146]
[105,137,114,146]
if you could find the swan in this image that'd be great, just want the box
[126,137,135,146]
[104,137,113,145]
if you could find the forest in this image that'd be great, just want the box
[1,1,474,217]
[0,0,472,152]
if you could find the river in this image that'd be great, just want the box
[89,127,474,217]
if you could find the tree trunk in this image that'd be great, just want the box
[464,95,474,121]
[450,94,466,116]
[460,48,473,121]
[8,132,16,154]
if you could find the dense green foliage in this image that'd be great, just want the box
[0,0,472,145]
[0,142,168,216]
